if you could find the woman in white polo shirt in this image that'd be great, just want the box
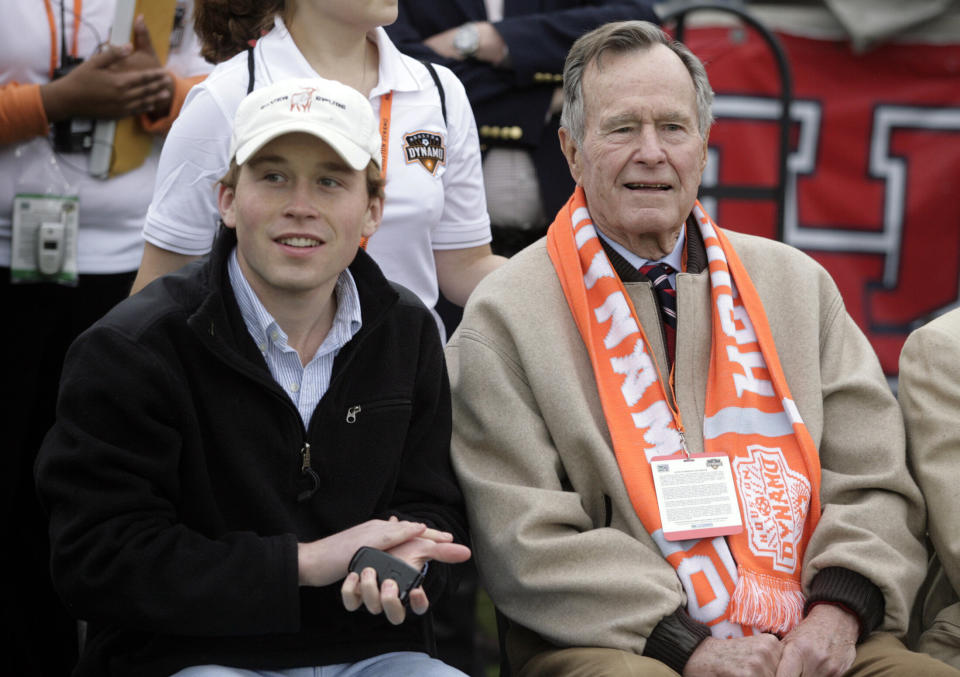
[134,0,505,337]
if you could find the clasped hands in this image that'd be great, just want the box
[683,604,859,677]
[297,516,471,626]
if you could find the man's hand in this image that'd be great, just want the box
[340,524,471,625]
[297,518,440,588]
[40,15,171,123]
[424,22,508,65]
[684,634,783,677]
[775,604,858,677]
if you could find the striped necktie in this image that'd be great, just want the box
[639,262,676,364]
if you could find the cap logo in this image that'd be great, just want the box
[403,131,446,175]
[290,87,317,112]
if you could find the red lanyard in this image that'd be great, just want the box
[360,90,392,250]
[43,0,83,78]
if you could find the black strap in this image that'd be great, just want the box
[420,61,447,126]
[59,1,69,66]
[246,46,255,94]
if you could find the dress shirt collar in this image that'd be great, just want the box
[595,223,686,273]
[227,248,362,365]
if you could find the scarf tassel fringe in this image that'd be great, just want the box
[726,567,805,635]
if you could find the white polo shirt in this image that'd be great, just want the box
[145,18,491,328]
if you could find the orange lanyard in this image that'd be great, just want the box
[360,90,392,250]
[43,0,83,78]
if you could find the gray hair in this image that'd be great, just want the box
[560,20,714,145]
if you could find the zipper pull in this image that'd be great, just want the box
[300,442,312,472]
[298,442,320,502]
[346,405,361,423]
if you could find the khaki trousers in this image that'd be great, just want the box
[516,631,960,676]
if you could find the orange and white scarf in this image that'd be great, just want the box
[547,188,822,637]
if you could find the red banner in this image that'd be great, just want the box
[682,27,960,377]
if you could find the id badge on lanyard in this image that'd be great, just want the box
[651,451,744,541]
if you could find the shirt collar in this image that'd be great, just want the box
[227,248,362,360]
[369,26,422,95]
[262,18,420,97]
[596,224,686,272]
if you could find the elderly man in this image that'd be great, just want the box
[899,307,960,669]
[448,20,955,676]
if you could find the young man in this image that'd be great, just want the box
[35,77,470,677]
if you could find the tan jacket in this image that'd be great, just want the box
[900,307,960,667]
[449,229,926,655]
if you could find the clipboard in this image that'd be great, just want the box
[88,0,178,178]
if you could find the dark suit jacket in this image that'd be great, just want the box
[387,0,659,219]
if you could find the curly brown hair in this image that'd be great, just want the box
[193,0,286,64]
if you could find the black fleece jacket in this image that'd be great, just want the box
[36,229,468,676]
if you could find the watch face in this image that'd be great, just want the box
[454,23,479,57]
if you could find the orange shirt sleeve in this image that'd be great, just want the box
[139,72,207,135]
[0,82,50,145]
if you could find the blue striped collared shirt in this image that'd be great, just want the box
[228,249,363,426]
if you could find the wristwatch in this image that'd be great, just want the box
[453,22,480,59]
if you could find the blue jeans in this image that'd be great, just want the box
[170,651,468,677]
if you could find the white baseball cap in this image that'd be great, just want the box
[229,77,380,170]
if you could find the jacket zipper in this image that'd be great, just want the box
[297,442,320,502]
[198,287,399,501]
[344,398,411,423]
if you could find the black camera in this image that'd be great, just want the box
[52,55,95,154]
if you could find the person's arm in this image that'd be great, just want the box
[434,244,506,306]
[899,314,960,617]
[35,324,304,636]
[387,1,660,107]
[0,83,49,145]
[130,242,200,294]
[486,2,660,82]
[428,67,497,293]
[0,43,169,147]
[135,81,236,293]
[799,284,926,635]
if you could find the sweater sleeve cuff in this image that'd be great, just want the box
[642,609,712,674]
[0,83,50,145]
[805,566,885,642]
[139,72,206,134]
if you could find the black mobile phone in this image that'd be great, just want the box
[348,547,428,603]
